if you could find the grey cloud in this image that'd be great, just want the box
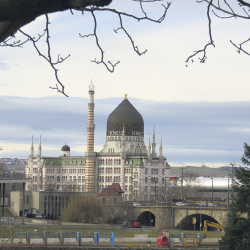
[0,96,248,166]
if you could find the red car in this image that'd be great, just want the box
[126,222,141,228]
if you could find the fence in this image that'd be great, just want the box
[10,230,115,246]
[0,217,14,224]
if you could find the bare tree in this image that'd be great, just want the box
[0,162,6,175]
[186,0,250,65]
[0,0,170,96]
[61,196,105,223]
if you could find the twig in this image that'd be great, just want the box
[79,2,170,70]
[19,14,70,97]
[186,0,215,63]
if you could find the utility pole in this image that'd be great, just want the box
[228,172,230,206]
[181,167,184,201]
[211,178,214,203]
[230,162,235,199]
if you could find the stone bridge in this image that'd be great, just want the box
[134,206,230,229]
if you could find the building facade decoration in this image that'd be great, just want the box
[25,81,170,201]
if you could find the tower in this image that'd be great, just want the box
[152,126,156,157]
[29,136,34,162]
[159,134,163,162]
[85,80,96,192]
[38,135,42,160]
[147,134,152,162]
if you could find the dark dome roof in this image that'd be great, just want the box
[107,98,144,136]
[61,145,70,151]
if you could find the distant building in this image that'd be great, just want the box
[25,81,170,201]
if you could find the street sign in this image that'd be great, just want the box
[3,171,10,178]
[192,217,196,224]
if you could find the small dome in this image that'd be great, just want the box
[61,145,70,151]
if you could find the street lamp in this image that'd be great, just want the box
[211,178,214,204]
[228,173,230,207]
[181,167,184,201]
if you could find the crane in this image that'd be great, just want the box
[203,220,225,239]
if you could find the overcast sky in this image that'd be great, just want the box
[1,0,250,167]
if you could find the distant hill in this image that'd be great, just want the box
[170,166,233,177]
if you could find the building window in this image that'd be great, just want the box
[145,168,147,174]
[162,169,164,175]
[27,195,29,205]
[103,198,105,204]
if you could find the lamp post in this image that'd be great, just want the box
[211,178,214,204]
[228,173,230,206]
[181,167,184,201]
[230,162,235,199]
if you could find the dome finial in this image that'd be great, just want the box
[125,94,127,100]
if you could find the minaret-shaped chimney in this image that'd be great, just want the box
[29,136,34,162]
[85,80,96,192]
[152,126,156,157]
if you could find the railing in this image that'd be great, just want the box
[0,174,26,179]
[10,231,115,247]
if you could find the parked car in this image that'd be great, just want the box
[199,202,208,207]
[125,222,141,228]
[35,214,44,219]
[133,202,141,207]
[208,203,216,207]
[175,202,186,206]
[143,203,153,206]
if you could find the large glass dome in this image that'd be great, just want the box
[107,97,144,136]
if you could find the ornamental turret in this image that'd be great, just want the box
[152,126,156,157]
[29,136,34,162]
[159,134,164,163]
[37,135,42,160]
[147,134,152,162]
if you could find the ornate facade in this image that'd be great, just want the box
[25,81,170,201]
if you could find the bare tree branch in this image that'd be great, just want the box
[19,14,70,97]
[230,37,250,56]
[187,0,250,63]
[186,0,215,64]
[80,10,120,72]
[0,0,170,96]
[79,2,170,71]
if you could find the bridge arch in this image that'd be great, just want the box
[174,208,227,228]
[175,213,220,230]
[137,211,155,227]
